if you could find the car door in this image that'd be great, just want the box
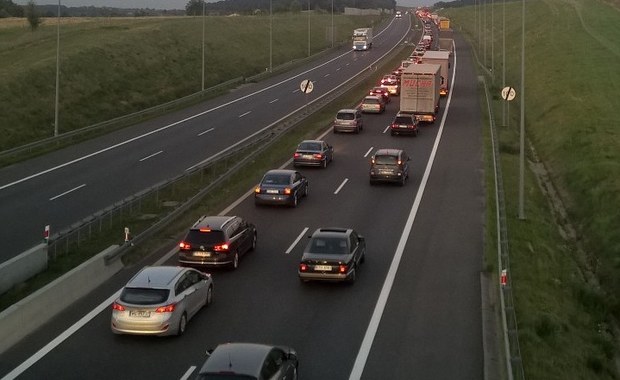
[292,172,303,198]
[349,232,361,266]
[175,272,199,318]
[322,142,332,161]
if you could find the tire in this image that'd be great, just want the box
[400,175,406,187]
[369,179,375,186]
[333,127,338,134]
[292,195,298,207]
[250,233,257,251]
[177,313,187,336]
[204,285,213,307]
[360,252,366,264]
[322,159,327,168]
[391,130,395,136]
[355,126,360,134]
[303,184,308,197]
[348,266,357,283]
[230,252,239,270]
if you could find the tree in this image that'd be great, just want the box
[185,0,204,16]
[25,0,41,31]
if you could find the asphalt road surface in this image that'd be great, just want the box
[1,18,484,380]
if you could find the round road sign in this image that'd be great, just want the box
[300,79,314,94]
[501,86,516,101]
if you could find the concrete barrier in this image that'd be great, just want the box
[0,245,123,355]
[0,243,48,295]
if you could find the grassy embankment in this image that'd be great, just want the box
[443,0,619,378]
[0,13,416,311]
[0,13,382,151]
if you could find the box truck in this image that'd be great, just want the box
[352,28,373,51]
[421,50,450,96]
[399,64,441,123]
[438,38,454,56]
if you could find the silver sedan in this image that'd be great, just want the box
[111,266,213,336]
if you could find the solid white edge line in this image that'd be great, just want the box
[348,34,458,380]
[334,178,349,195]
[363,147,374,158]
[49,184,86,201]
[285,227,309,255]
[1,290,122,380]
[197,128,214,136]
[179,366,197,380]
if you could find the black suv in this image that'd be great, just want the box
[369,148,410,186]
[390,113,419,136]
[179,216,257,270]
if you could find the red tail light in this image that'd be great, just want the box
[112,302,125,311]
[299,263,308,271]
[294,152,301,158]
[179,241,191,250]
[339,265,348,273]
[313,153,323,159]
[284,188,292,195]
[155,303,176,313]
[213,243,229,252]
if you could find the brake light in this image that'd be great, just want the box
[112,302,125,311]
[179,241,191,250]
[284,188,292,195]
[294,152,301,158]
[398,160,402,165]
[213,243,229,252]
[155,304,176,313]
[339,265,348,273]
[199,228,211,232]
[254,187,261,194]
[313,153,323,159]
[299,263,308,271]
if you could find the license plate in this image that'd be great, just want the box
[129,310,150,318]
[303,154,313,159]
[314,265,332,271]
[399,124,408,128]
[194,251,211,257]
[266,189,279,194]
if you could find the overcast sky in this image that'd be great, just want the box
[15,0,436,11]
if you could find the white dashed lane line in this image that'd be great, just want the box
[285,227,309,254]
[334,178,349,195]
[198,128,214,136]
[49,184,86,201]
[139,150,163,162]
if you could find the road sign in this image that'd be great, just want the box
[501,86,516,101]
[300,79,314,94]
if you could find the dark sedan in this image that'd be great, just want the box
[298,228,366,283]
[255,169,308,207]
[293,140,333,168]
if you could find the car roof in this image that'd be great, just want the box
[199,343,275,377]
[374,148,403,156]
[192,215,237,230]
[337,108,358,113]
[299,139,323,144]
[311,227,352,238]
[364,95,381,100]
[126,266,185,288]
[265,169,295,176]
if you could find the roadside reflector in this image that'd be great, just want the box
[500,269,508,287]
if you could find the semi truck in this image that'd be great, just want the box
[399,64,441,123]
[352,28,373,51]
[420,50,450,96]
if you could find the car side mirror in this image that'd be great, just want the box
[358,235,365,241]
[287,352,298,363]
[206,348,214,357]
[408,157,411,161]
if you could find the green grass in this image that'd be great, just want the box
[0,13,384,150]
[442,0,619,378]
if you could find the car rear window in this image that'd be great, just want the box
[197,374,256,380]
[394,116,413,124]
[262,173,291,185]
[336,112,355,120]
[363,98,379,104]
[185,229,226,245]
[308,237,348,254]
[120,288,169,305]
[374,155,398,165]
[298,142,321,151]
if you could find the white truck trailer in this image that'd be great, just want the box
[399,64,441,123]
[352,28,373,51]
[421,50,450,96]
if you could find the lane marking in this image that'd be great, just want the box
[198,128,214,136]
[269,98,279,104]
[348,28,456,380]
[324,73,331,78]
[285,227,309,254]
[336,67,342,71]
[334,178,348,194]
[382,125,390,134]
[180,366,197,380]
[238,111,251,118]
[292,89,300,93]
[49,184,86,201]
[139,150,163,162]
[363,147,374,157]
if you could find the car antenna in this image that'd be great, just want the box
[228,352,233,369]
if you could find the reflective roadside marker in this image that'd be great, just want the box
[124,227,130,242]
[44,225,50,241]
[500,269,508,287]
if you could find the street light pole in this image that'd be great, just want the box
[54,0,60,137]
[331,0,334,48]
[518,0,526,220]
[502,0,506,126]
[201,0,206,91]
[307,0,311,57]
[270,0,273,72]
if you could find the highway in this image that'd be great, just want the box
[1,17,484,379]
[0,17,411,263]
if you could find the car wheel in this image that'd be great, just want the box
[355,126,360,134]
[303,184,308,197]
[333,127,338,134]
[177,313,187,336]
[322,158,327,168]
[292,195,298,207]
[230,252,239,270]
[250,233,257,251]
[400,176,406,186]
[360,252,365,264]
[390,130,395,136]
[205,285,213,307]
[348,266,357,283]
[369,179,375,186]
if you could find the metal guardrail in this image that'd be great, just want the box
[482,74,525,380]
[45,42,401,264]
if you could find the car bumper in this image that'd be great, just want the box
[179,255,233,267]
[370,173,405,182]
[255,194,294,205]
[298,271,351,282]
[294,158,324,167]
[334,124,360,132]
[361,107,383,113]
[391,127,418,135]
[111,313,178,336]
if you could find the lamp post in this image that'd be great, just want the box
[54,0,60,136]
[270,0,273,72]
[502,0,506,126]
[307,0,311,57]
[201,0,206,91]
[331,0,334,48]
[518,0,526,220]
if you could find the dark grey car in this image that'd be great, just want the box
[197,342,298,380]
[369,148,410,186]
[254,169,308,207]
[293,139,334,168]
[298,228,366,283]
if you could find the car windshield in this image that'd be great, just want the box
[308,237,348,254]
[336,112,355,120]
[298,142,321,151]
[374,155,398,165]
[197,374,256,380]
[120,288,170,305]
[262,174,290,185]
[185,229,226,245]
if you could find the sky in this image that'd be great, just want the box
[14,0,437,11]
